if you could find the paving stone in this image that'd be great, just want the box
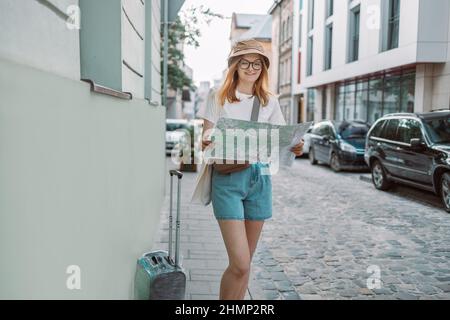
[358,288,374,296]
[263,290,280,300]
[281,291,300,300]
[395,292,420,300]
[157,158,450,300]
[436,276,450,282]
[274,280,294,292]
[340,289,359,298]
[436,283,450,292]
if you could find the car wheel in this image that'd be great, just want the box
[371,160,392,191]
[330,153,341,172]
[440,173,450,213]
[309,147,317,165]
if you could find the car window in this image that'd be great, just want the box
[326,125,336,138]
[397,119,423,144]
[311,124,321,135]
[423,117,450,144]
[370,120,386,138]
[380,119,400,141]
[166,123,188,131]
[338,122,369,139]
[313,123,328,136]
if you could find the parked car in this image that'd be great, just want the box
[166,119,189,155]
[298,125,313,157]
[365,111,450,213]
[309,120,370,172]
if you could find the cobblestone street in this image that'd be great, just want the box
[154,157,450,300]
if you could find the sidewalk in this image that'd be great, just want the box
[151,158,266,300]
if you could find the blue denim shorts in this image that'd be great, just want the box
[211,163,272,221]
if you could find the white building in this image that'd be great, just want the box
[292,0,450,124]
[195,81,211,119]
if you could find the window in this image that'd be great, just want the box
[324,124,335,138]
[308,0,315,31]
[299,14,303,48]
[326,0,334,17]
[287,57,291,84]
[298,51,302,84]
[307,89,315,121]
[314,123,330,136]
[387,0,400,50]
[381,119,400,141]
[370,120,387,138]
[335,69,415,124]
[397,119,423,144]
[287,16,291,39]
[348,6,360,62]
[325,24,333,70]
[338,122,370,139]
[307,36,313,76]
[423,117,450,144]
[322,88,327,120]
[383,75,401,116]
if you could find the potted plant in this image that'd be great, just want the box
[179,124,198,172]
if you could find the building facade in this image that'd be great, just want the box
[296,0,450,124]
[270,0,296,124]
[0,0,183,299]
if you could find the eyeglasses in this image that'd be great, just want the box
[238,59,263,71]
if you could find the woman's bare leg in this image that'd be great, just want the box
[217,220,251,300]
[237,220,265,299]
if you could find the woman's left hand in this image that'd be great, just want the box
[290,140,305,157]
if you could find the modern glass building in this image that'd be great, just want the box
[334,67,416,124]
[291,0,450,124]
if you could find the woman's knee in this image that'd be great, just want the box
[228,260,251,277]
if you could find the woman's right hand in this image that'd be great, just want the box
[202,140,212,151]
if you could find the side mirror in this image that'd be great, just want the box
[410,138,425,150]
[323,135,330,142]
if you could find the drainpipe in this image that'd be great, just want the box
[276,0,282,95]
[290,1,296,124]
[163,0,169,108]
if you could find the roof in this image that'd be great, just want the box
[233,13,268,29]
[237,15,272,41]
[419,111,450,120]
[382,111,450,121]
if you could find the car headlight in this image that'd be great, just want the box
[340,141,357,153]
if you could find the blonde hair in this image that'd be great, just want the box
[217,55,271,107]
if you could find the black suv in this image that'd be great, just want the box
[365,111,450,213]
[309,120,370,172]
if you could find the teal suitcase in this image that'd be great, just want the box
[135,170,187,300]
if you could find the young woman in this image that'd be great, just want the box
[196,39,304,300]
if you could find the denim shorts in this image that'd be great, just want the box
[211,163,272,221]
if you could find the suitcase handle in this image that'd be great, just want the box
[170,170,183,179]
[168,170,183,268]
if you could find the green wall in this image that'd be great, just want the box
[0,57,166,299]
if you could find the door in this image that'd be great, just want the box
[395,119,434,185]
[298,95,304,123]
[315,123,334,162]
[378,119,405,177]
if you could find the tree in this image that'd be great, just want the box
[161,5,223,93]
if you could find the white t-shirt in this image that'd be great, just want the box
[196,89,286,126]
